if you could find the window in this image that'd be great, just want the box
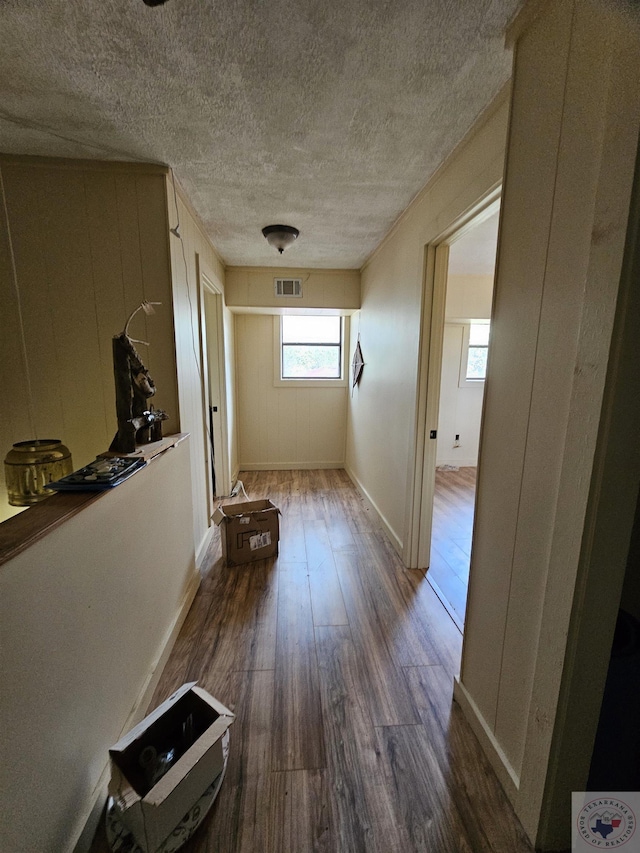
[459,322,490,386]
[280,315,343,380]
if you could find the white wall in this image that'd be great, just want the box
[346,91,509,553]
[235,313,347,469]
[436,325,483,467]
[0,439,199,853]
[436,274,493,466]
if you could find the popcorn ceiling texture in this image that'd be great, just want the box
[0,0,522,268]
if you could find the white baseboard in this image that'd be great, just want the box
[437,458,478,468]
[344,464,403,556]
[72,569,201,852]
[453,677,520,803]
[196,524,216,570]
[239,461,345,471]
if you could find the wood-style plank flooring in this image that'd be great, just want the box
[90,469,532,853]
[428,467,477,630]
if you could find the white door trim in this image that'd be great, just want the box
[197,260,232,505]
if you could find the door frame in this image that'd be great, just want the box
[404,187,501,570]
[196,257,232,510]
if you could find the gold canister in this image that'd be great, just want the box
[4,439,73,506]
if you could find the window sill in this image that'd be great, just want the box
[274,377,347,388]
[458,378,486,389]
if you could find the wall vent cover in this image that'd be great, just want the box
[274,278,303,298]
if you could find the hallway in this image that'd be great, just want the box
[92,469,531,853]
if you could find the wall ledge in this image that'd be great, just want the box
[0,434,188,568]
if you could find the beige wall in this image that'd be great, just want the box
[346,92,509,553]
[456,1,640,848]
[0,157,178,522]
[224,305,239,482]
[0,439,199,853]
[166,177,236,559]
[444,273,493,321]
[225,266,360,312]
[235,313,347,469]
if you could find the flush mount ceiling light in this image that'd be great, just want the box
[262,224,300,254]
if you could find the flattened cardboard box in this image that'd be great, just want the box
[108,682,234,853]
[212,498,280,566]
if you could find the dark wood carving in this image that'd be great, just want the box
[109,333,168,454]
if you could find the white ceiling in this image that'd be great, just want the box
[0,0,522,268]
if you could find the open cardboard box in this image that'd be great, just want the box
[212,498,280,566]
[108,682,234,852]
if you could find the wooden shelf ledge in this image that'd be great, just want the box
[0,433,189,568]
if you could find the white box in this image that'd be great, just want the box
[108,682,234,852]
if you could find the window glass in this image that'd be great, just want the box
[282,316,341,344]
[281,316,342,379]
[469,323,490,346]
[465,322,490,380]
[466,347,488,379]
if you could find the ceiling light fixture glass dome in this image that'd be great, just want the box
[262,224,300,254]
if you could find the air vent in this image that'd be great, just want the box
[274,278,303,298]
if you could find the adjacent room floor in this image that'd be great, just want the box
[91,468,531,853]
[428,466,477,630]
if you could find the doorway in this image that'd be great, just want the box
[406,191,500,630]
[428,211,499,628]
[198,266,232,512]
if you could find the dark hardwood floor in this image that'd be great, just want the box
[428,467,477,630]
[90,468,532,853]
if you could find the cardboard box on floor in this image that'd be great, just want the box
[108,682,234,853]
[212,498,280,566]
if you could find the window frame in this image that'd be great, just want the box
[273,315,349,388]
[458,321,489,388]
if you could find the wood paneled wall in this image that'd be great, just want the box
[0,157,178,521]
[458,1,640,847]
[225,266,360,312]
[235,314,347,469]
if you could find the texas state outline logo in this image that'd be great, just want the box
[573,795,636,848]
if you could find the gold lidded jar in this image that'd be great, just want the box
[4,440,73,506]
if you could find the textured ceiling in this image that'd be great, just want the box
[0,0,522,268]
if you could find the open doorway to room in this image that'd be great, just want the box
[427,211,499,629]
[405,190,500,631]
[198,267,232,514]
